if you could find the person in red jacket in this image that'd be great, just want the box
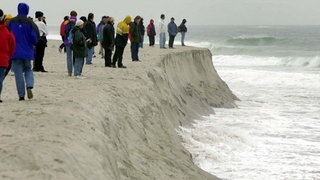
[0,9,16,102]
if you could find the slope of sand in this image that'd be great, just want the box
[0,40,238,180]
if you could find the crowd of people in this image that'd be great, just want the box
[0,2,188,102]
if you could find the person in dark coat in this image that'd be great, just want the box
[147,19,156,46]
[179,19,187,46]
[72,20,87,78]
[129,16,142,61]
[101,17,115,67]
[84,13,97,64]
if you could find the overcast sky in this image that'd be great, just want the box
[2,0,320,26]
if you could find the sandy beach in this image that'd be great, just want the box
[0,40,237,180]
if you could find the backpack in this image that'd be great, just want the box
[178,25,182,32]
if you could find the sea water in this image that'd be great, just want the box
[178,26,320,179]
[47,25,320,179]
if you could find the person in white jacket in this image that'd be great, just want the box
[158,14,166,48]
[34,11,48,72]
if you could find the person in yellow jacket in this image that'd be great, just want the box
[112,16,131,68]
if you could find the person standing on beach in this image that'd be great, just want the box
[72,20,87,78]
[179,19,187,46]
[59,16,69,53]
[8,2,39,101]
[97,16,108,59]
[3,13,14,79]
[0,9,16,103]
[147,19,156,47]
[34,11,48,72]
[138,18,145,48]
[112,16,131,68]
[130,16,142,62]
[64,11,77,76]
[84,13,98,65]
[102,17,115,67]
[167,17,178,48]
[158,14,166,48]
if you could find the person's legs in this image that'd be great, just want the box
[160,32,165,48]
[66,45,73,75]
[117,47,125,67]
[104,48,112,66]
[135,43,140,60]
[86,47,94,64]
[0,68,5,100]
[12,59,26,98]
[3,60,12,80]
[151,36,155,46]
[181,32,186,46]
[112,46,119,66]
[74,57,82,77]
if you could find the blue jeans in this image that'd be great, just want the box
[11,59,34,98]
[66,45,73,74]
[74,57,84,76]
[0,67,5,97]
[181,32,186,45]
[159,32,166,48]
[86,47,94,64]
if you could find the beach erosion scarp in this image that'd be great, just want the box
[0,40,238,180]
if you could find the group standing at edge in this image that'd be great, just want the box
[0,2,188,102]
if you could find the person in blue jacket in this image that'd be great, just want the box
[8,2,39,101]
[167,17,178,48]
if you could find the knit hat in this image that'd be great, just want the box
[76,19,84,26]
[35,11,44,18]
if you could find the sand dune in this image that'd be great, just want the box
[0,40,237,180]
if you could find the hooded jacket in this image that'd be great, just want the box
[115,16,131,47]
[147,19,156,37]
[0,24,16,67]
[8,3,39,60]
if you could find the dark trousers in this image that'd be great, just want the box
[149,35,155,46]
[169,35,176,48]
[130,42,139,61]
[112,46,125,67]
[34,43,46,71]
[104,47,112,66]
[60,36,66,52]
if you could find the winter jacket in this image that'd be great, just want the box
[84,19,98,48]
[129,22,142,43]
[101,22,115,50]
[139,19,145,36]
[60,19,68,37]
[8,3,39,60]
[72,26,87,58]
[168,22,178,36]
[0,24,16,68]
[147,20,156,37]
[179,21,187,33]
[115,16,131,47]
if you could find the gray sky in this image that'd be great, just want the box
[2,0,320,26]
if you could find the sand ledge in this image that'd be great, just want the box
[0,40,237,180]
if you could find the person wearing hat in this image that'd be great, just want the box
[72,19,87,78]
[112,15,132,68]
[34,11,48,72]
[96,15,109,58]
[8,2,40,101]
[0,9,16,102]
[179,19,187,46]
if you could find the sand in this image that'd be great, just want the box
[0,40,238,180]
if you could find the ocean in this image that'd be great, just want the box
[48,25,320,179]
[178,25,320,180]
